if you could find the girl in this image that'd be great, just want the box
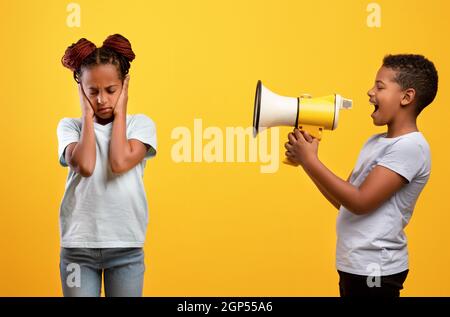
[57,34,157,297]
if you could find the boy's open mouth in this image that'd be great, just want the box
[370,100,379,114]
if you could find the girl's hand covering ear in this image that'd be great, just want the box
[78,84,95,119]
[113,74,130,116]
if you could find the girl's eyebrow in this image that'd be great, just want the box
[375,80,385,85]
[88,85,119,89]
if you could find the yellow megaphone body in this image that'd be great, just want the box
[252,80,352,165]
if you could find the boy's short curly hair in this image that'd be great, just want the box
[382,54,438,115]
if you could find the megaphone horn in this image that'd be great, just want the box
[252,80,352,140]
[253,80,299,137]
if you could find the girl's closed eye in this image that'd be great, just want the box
[88,89,116,95]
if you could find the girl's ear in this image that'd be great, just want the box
[401,88,416,107]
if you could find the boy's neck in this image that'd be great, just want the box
[386,118,418,138]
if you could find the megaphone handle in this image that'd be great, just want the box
[298,125,323,140]
[283,158,300,167]
[282,125,323,167]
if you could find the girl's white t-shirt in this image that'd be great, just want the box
[56,114,157,248]
[336,131,431,276]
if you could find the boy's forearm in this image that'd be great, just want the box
[302,157,361,213]
[307,171,341,210]
[71,115,96,174]
[109,112,132,172]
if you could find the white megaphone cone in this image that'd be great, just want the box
[253,80,299,137]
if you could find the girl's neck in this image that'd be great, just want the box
[94,115,114,126]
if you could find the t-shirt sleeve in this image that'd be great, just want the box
[128,114,157,160]
[56,118,80,167]
[376,138,425,183]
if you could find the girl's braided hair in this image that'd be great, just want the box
[61,34,135,83]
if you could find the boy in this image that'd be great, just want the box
[285,54,438,297]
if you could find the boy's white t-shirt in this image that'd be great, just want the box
[336,131,430,276]
[56,114,157,248]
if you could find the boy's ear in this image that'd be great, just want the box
[400,88,416,107]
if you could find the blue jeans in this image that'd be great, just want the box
[59,247,145,297]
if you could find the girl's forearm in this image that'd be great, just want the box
[109,112,131,173]
[71,115,96,175]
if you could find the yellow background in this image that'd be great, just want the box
[1,0,449,296]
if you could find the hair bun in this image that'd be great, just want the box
[61,38,97,72]
[102,34,135,62]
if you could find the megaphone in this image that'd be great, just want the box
[252,80,352,165]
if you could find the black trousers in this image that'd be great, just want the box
[338,269,409,297]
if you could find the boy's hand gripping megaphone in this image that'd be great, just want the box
[252,80,352,165]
